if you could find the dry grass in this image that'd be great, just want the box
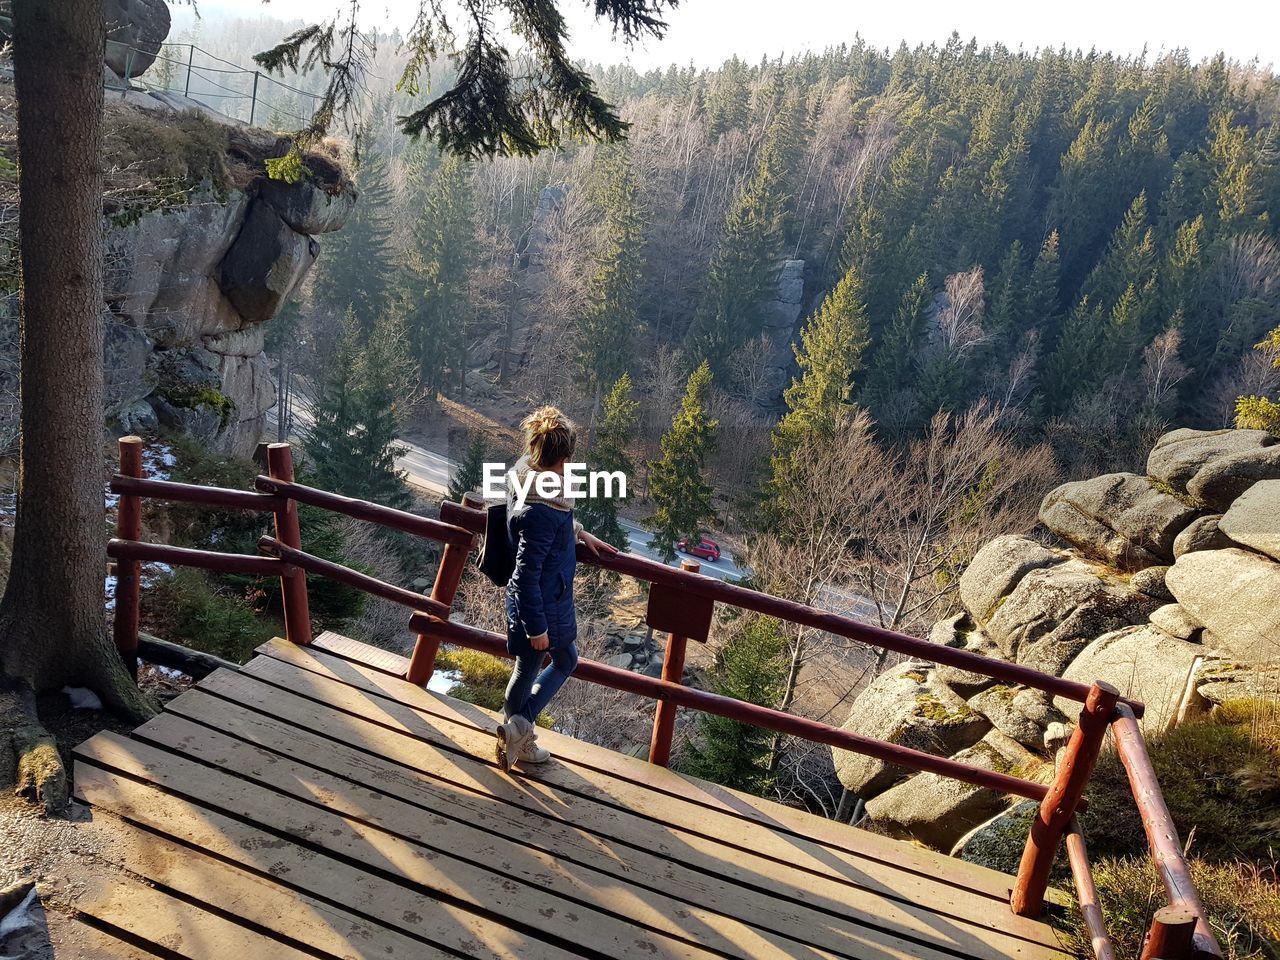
[1059,857,1280,960]
[1060,699,1280,959]
[100,98,353,207]
[1082,699,1280,866]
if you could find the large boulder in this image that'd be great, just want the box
[1057,625,1204,731]
[1147,428,1280,511]
[929,614,1005,697]
[1195,662,1280,706]
[1131,564,1174,602]
[952,800,1039,872]
[1149,603,1203,641]
[959,535,1064,623]
[203,324,266,359]
[1166,549,1280,664]
[968,685,1068,750]
[259,177,357,236]
[218,201,318,324]
[147,346,231,443]
[104,318,154,416]
[104,0,171,79]
[216,353,275,457]
[1173,514,1233,558]
[1218,480,1280,562]
[984,558,1160,675]
[1039,473,1199,570]
[106,185,253,344]
[832,663,990,799]
[864,731,1039,851]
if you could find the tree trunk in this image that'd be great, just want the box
[0,0,155,811]
[276,336,291,443]
[766,631,805,773]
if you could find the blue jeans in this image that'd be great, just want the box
[503,643,579,723]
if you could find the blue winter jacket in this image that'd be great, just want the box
[505,500,578,655]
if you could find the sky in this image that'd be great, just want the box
[192,0,1280,68]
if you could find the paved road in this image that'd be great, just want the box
[266,393,751,582]
[617,517,749,583]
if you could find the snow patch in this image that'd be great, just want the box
[61,686,103,710]
[427,669,460,695]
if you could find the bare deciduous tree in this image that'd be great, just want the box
[1143,327,1191,412]
[933,266,988,354]
[725,333,777,407]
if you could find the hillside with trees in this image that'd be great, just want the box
[188,26,1275,532]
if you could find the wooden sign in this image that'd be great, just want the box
[646,582,713,643]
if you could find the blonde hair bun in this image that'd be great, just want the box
[521,406,577,470]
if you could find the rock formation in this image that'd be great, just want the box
[100,100,355,456]
[104,0,172,79]
[832,427,1280,853]
[758,259,806,407]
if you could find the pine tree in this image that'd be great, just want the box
[1162,216,1206,325]
[865,273,932,407]
[679,617,789,795]
[770,264,871,482]
[576,147,644,410]
[576,373,638,549]
[986,241,1026,342]
[1235,327,1280,433]
[1205,110,1268,232]
[400,150,475,399]
[686,109,795,375]
[312,145,397,330]
[255,0,676,159]
[1025,232,1063,342]
[841,140,936,318]
[704,57,750,137]
[1105,282,1147,370]
[448,432,488,503]
[305,310,414,509]
[648,362,718,561]
[1042,296,1107,412]
[1084,191,1158,311]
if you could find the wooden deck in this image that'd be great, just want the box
[70,634,1074,960]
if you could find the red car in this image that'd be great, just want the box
[677,536,721,562]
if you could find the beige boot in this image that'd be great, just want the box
[495,715,530,772]
[516,726,551,765]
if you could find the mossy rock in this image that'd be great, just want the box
[951,799,1039,870]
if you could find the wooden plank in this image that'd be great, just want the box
[75,734,766,960]
[244,646,1069,922]
[50,917,160,959]
[257,636,1042,904]
[123,724,846,960]
[73,762,579,960]
[74,868,314,960]
[193,666,1068,954]
[98,815,462,960]
[311,631,409,674]
[138,706,1023,960]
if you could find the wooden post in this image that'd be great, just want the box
[406,494,480,686]
[648,559,699,767]
[113,436,144,677]
[1012,680,1120,917]
[1140,906,1198,960]
[1111,704,1222,958]
[267,443,312,645]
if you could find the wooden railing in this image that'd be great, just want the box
[106,437,1222,960]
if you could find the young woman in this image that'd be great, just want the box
[496,406,617,770]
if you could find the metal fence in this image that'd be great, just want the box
[106,39,322,129]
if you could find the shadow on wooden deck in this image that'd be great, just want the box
[69,633,1074,960]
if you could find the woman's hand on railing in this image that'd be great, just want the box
[577,530,619,558]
